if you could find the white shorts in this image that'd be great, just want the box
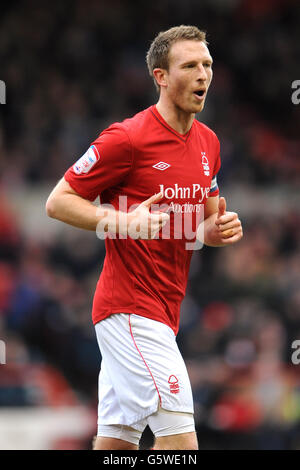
[95,313,194,433]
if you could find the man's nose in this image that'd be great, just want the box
[197,64,208,81]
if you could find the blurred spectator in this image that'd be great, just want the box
[0,0,300,450]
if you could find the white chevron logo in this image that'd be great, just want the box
[152,161,171,171]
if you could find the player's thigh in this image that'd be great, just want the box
[95,423,143,450]
[147,407,198,450]
[155,431,198,450]
[93,436,138,450]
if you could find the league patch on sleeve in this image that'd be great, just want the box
[73,145,100,175]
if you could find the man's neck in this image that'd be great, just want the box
[155,98,195,135]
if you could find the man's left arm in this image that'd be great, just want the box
[197,195,243,247]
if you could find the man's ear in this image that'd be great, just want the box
[153,68,168,89]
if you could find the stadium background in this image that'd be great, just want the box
[0,0,300,450]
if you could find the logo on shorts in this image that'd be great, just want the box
[168,375,179,394]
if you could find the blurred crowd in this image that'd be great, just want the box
[0,0,300,450]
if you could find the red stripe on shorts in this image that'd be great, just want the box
[128,314,162,407]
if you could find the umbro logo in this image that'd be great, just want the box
[152,161,171,171]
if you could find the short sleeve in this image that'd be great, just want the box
[64,124,133,201]
[209,135,221,197]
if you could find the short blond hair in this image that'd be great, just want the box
[146,25,207,93]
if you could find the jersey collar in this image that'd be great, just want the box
[150,105,193,143]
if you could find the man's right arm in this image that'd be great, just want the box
[45,178,169,238]
[45,177,109,231]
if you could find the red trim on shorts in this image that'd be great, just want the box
[128,314,162,407]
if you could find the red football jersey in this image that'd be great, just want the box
[64,105,221,335]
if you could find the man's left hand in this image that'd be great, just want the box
[213,196,243,245]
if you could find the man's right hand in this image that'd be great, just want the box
[126,192,170,239]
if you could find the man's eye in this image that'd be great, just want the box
[185,64,195,68]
